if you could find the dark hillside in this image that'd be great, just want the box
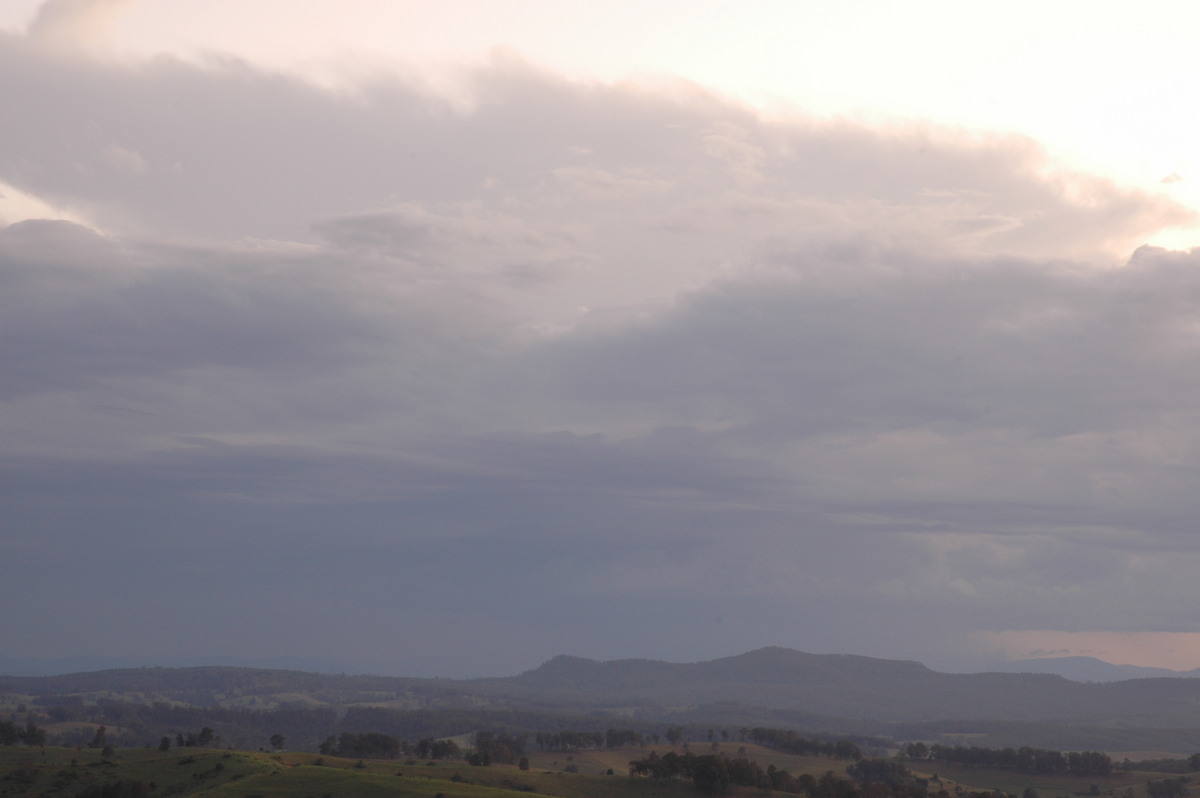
[474,648,1094,723]
[484,647,1200,727]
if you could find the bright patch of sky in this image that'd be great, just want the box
[979,631,1200,672]
[6,0,1198,247]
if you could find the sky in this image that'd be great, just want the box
[5,0,1200,678]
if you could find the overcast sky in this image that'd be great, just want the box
[5,0,1200,678]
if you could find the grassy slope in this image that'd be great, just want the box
[0,747,692,798]
[1,745,1189,798]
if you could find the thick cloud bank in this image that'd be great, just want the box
[2,24,1198,676]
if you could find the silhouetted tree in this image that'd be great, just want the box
[692,754,730,794]
[22,721,46,747]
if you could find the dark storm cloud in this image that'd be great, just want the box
[0,221,385,397]
[3,22,1199,675]
[544,246,1200,442]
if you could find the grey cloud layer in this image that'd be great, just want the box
[3,31,1198,675]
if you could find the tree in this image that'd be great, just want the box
[22,721,46,747]
[847,759,912,786]
[415,738,461,760]
[270,734,286,751]
[337,732,401,759]
[906,743,929,760]
[197,728,214,748]
[692,754,731,794]
[159,737,171,752]
[1148,780,1189,798]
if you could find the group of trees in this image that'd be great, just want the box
[319,732,402,759]
[605,729,646,749]
[628,750,838,795]
[533,729,647,751]
[176,727,217,748]
[847,759,920,786]
[9,694,785,757]
[629,751,932,798]
[151,727,219,752]
[73,779,153,798]
[467,731,528,765]
[17,698,339,750]
[1146,778,1191,798]
[630,751,741,792]
[313,732,474,761]
[414,737,462,760]
[0,719,46,746]
[746,728,864,761]
[904,744,1113,776]
[533,731,601,751]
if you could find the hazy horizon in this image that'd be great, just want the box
[1,645,1194,684]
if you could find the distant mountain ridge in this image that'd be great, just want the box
[987,655,1198,682]
[471,647,1066,723]
[9,647,1200,736]
[6,647,1192,683]
[0,655,354,677]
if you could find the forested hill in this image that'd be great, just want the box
[9,646,1200,729]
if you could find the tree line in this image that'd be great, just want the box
[319,731,403,759]
[311,730,528,763]
[533,729,650,751]
[1146,777,1191,798]
[629,750,935,798]
[13,694,889,762]
[745,728,864,760]
[904,743,1113,776]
